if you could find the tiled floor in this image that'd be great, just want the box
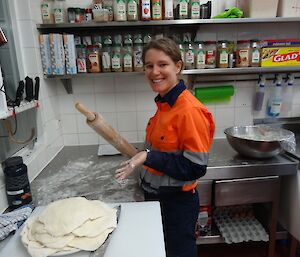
[198,242,292,257]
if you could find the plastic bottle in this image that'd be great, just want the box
[267,74,283,117]
[281,74,294,116]
[253,75,266,111]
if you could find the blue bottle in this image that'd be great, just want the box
[267,74,283,117]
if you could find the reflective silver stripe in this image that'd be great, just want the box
[183,151,209,166]
[140,168,197,190]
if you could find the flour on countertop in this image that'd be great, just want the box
[31,154,143,206]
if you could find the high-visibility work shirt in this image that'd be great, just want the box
[141,80,215,193]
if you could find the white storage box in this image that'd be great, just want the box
[237,0,279,18]
[277,0,300,17]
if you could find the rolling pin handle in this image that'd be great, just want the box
[75,102,96,122]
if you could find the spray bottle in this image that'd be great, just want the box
[267,74,283,117]
[281,73,294,117]
[253,75,266,111]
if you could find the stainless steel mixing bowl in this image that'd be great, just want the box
[224,125,292,159]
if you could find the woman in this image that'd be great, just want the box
[116,37,215,257]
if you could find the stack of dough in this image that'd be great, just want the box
[21,197,117,257]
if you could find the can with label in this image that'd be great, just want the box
[3,157,32,209]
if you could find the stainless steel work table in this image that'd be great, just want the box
[29,138,298,257]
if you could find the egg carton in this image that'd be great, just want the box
[213,206,269,244]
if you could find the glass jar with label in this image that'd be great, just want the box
[53,0,66,24]
[250,40,261,67]
[102,36,112,72]
[195,41,205,69]
[140,0,151,20]
[217,41,229,68]
[127,0,138,20]
[123,34,133,72]
[205,41,216,68]
[114,0,127,21]
[190,0,200,19]
[76,45,87,73]
[87,45,101,73]
[236,40,250,67]
[178,0,189,19]
[133,34,144,72]
[151,0,163,20]
[41,0,54,24]
[112,37,122,72]
[184,42,195,70]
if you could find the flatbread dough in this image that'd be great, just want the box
[72,209,117,237]
[68,228,114,251]
[38,197,112,236]
[21,197,117,257]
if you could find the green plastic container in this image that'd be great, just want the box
[194,85,234,103]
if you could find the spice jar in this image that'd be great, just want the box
[76,45,87,73]
[217,41,229,68]
[133,34,144,72]
[75,8,84,23]
[67,7,76,23]
[114,0,127,21]
[112,35,122,72]
[87,45,101,73]
[195,41,205,69]
[127,0,138,20]
[250,40,261,67]
[205,41,216,68]
[236,40,250,67]
[84,8,93,22]
[102,36,112,72]
[41,0,54,24]
[123,34,133,72]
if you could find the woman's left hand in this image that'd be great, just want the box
[115,151,147,180]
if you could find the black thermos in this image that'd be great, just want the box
[3,156,32,209]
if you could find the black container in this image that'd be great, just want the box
[3,156,32,209]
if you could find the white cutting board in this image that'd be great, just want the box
[0,202,165,257]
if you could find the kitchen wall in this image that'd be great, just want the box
[0,0,300,211]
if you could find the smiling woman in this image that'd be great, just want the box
[115,37,215,257]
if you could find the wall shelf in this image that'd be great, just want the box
[46,66,300,94]
[36,17,300,31]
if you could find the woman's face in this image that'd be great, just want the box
[144,49,182,97]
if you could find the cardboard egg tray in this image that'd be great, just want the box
[213,206,269,244]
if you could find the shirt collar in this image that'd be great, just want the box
[155,80,186,107]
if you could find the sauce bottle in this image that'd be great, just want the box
[152,0,163,20]
[140,0,151,20]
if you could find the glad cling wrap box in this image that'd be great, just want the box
[261,46,300,67]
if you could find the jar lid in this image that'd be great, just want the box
[3,156,23,168]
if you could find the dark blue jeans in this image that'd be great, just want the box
[144,189,199,257]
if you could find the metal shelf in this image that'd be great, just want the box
[46,66,300,94]
[36,17,300,30]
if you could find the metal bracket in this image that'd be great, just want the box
[61,79,73,94]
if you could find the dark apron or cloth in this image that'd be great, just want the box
[144,189,199,257]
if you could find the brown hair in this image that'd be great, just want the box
[142,37,183,70]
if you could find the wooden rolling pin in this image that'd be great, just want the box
[75,102,138,158]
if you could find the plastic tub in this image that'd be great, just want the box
[93,9,109,22]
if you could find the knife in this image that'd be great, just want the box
[34,77,40,107]
[25,76,34,101]
[14,80,24,107]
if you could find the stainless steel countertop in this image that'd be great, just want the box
[30,139,298,206]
